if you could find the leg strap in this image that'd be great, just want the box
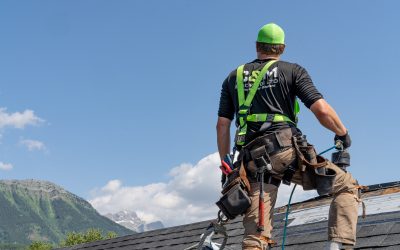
[335,185,368,219]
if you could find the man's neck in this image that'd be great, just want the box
[257,53,280,60]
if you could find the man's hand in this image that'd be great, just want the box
[217,117,232,188]
[334,132,352,149]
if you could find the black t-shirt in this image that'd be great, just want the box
[218,59,323,142]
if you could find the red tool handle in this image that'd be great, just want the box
[221,161,233,174]
[258,179,265,232]
[258,195,265,231]
[219,165,229,175]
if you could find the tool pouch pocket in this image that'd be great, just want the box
[298,144,318,190]
[314,164,336,196]
[301,167,316,190]
[216,166,251,220]
[216,179,251,220]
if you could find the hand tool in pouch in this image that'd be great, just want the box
[256,157,272,232]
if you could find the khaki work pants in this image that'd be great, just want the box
[242,147,360,250]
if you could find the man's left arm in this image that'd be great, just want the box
[217,74,235,160]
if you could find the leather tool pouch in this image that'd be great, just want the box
[216,164,251,220]
[298,143,318,190]
[294,136,337,195]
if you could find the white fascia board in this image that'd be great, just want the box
[286,192,400,227]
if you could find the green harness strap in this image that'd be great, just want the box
[235,60,299,146]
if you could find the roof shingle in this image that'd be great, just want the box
[58,181,400,250]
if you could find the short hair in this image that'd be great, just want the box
[256,42,285,56]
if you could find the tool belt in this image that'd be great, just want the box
[240,127,298,184]
[239,127,338,195]
[244,127,297,157]
[216,163,252,220]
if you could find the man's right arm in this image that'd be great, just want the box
[293,64,351,147]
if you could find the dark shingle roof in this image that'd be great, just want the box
[58,181,400,250]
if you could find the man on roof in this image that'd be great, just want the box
[217,23,360,250]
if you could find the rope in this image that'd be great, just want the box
[317,145,336,156]
[281,183,297,249]
[281,144,338,250]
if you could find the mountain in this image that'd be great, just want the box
[0,179,132,245]
[105,210,164,232]
[138,221,164,232]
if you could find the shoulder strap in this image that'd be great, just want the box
[237,60,277,109]
[235,61,277,146]
[294,98,300,123]
[236,65,245,108]
[237,61,300,124]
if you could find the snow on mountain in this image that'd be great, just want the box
[105,210,164,233]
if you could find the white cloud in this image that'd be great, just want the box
[0,108,44,129]
[101,179,122,193]
[20,139,46,151]
[90,152,317,227]
[0,162,13,171]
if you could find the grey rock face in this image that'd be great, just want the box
[105,210,164,232]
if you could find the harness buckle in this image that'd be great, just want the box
[259,113,275,130]
[238,105,250,118]
[235,127,247,146]
[266,113,275,122]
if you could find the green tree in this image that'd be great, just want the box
[60,228,117,247]
[106,231,117,239]
[28,241,53,250]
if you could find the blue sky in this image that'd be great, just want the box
[0,1,399,221]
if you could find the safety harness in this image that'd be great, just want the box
[235,60,299,146]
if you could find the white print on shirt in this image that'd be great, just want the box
[242,67,278,91]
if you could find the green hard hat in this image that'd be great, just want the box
[257,23,285,44]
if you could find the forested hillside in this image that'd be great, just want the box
[0,180,132,247]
